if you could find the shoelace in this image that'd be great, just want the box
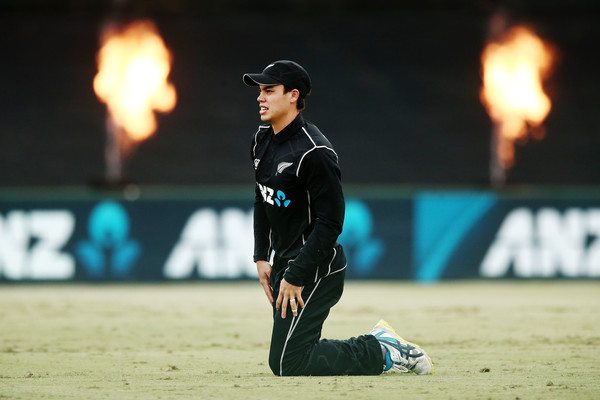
[381,339,423,370]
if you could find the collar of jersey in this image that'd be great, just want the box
[272,113,304,144]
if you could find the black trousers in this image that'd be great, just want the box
[268,267,383,376]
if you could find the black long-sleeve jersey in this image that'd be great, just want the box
[251,113,347,286]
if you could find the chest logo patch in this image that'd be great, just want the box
[276,161,293,175]
[258,184,291,208]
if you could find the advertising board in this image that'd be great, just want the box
[0,188,597,281]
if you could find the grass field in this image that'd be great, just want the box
[1,281,599,399]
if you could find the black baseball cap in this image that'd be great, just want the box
[243,60,312,97]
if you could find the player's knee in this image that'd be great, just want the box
[268,349,282,376]
[269,350,305,376]
[268,349,300,376]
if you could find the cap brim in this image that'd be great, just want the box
[243,73,281,87]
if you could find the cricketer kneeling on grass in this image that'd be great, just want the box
[244,60,433,376]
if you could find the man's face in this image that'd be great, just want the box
[256,84,296,125]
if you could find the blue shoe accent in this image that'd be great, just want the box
[382,344,393,371]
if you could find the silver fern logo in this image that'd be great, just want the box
[276,162,293,175]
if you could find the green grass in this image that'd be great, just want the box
[1,281,599,399]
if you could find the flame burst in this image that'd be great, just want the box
[480,26,554,170]
[93,20,176,144]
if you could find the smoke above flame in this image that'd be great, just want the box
[93,20,176,144]
[480,26,554,170]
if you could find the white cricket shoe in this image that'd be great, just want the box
[369,319,433,375]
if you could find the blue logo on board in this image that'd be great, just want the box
[76,201,141,279]
[338,199,384,277]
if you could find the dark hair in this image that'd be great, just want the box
[283,85,307,111]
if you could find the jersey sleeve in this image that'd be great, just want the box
[283,147,344,285]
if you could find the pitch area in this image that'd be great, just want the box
[1,281,598,399]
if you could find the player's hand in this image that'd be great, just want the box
[256,260,274,305]
[276,278,304,319]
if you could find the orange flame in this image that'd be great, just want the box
[93,20,176,143]
[480,26,554,169]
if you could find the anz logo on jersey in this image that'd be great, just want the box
[258,183,291,208]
